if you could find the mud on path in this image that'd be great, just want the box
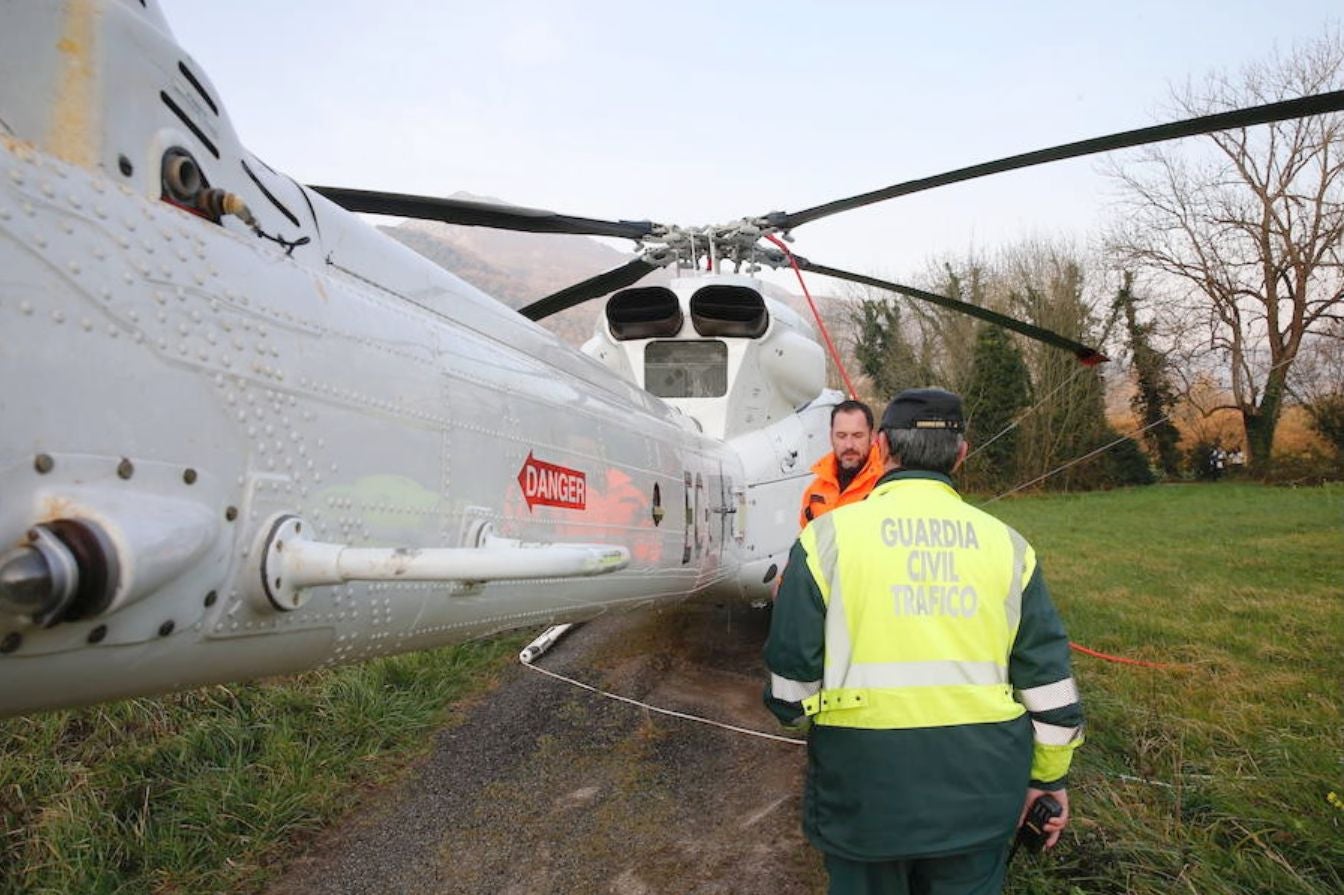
[263,602,826,895]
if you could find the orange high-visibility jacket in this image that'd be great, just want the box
[797,444,882,529]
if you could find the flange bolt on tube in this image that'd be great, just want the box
[0,527,80,628]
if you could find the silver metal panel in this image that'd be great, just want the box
[0,0,828,716]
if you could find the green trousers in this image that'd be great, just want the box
[824,844,1009,895]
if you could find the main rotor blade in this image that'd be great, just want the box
[771,89,1344,230]
[310,186,658,240]
[519,256,663,321]
[795,259,1106,365]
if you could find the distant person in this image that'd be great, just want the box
[799,400,882,529]
[765,387,1084,895]
[1208,446,1227,480]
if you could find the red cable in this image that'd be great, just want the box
[764,233,859,399]
[1069,642,1169,669]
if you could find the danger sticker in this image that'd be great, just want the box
[517,452,587,511]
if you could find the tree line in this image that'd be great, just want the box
[839,30,1343,491]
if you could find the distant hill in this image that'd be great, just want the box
[380,201,657,345]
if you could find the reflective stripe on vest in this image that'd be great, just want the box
[1017,677,1080,713]
[1032,719,1084,746]
[771,673,822,703]
[798,477,1034,730]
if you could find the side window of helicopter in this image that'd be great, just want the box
[644,341,728,399]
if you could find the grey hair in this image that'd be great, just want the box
[885,428,964,474]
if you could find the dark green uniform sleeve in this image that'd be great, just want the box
[762,540,827,728]
[1009,562,1085,790]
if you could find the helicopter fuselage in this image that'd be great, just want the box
[0,0,831,716]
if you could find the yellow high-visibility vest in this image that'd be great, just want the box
[798,476,1034,730]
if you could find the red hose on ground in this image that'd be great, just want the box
[764,233,859,399]
[1070,642,1170,669]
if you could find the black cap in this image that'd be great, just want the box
[880,388,964,432]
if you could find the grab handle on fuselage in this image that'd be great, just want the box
[251,514,628,611]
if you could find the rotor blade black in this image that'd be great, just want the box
[795,259,1106,365]
[310,186,658,240]
[771,89,1344,230]
[519,257,662,321]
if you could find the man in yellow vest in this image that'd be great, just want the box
[764,387,1083,895]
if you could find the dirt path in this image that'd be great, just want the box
[262,602,826,895]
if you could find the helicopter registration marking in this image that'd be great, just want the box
[518,452,587,511]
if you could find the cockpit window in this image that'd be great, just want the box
[644,340,728,398]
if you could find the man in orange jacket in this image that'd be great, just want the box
[798,399,882,528]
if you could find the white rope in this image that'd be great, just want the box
[982,353,1299,503]
[520,663,1256,783]
[965,366,1088,463]
[983,414,1176,504]
[1109,773,1175,789]
[1104,771,1257,788]
[520,659,806,746]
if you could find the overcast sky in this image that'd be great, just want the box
[166,2,1339,293]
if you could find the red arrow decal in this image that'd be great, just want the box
[517,452,587,512]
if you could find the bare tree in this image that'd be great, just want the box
[1108,32,1344,473]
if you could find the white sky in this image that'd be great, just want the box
[166,1,1339,293]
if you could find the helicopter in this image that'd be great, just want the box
[2,0,1341,718]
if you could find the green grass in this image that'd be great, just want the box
[985,483,1344,895]
[0,634,527,895]
[1,483,1340,894]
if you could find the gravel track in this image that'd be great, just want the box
[262,602,825,895]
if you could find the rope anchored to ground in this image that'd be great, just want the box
[518,625,807,745]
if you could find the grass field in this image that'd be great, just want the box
[0,634,528,895]
[986,483,1343,894]
[1,482,1340,894]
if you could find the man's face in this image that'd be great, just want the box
[830,409,873,472]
